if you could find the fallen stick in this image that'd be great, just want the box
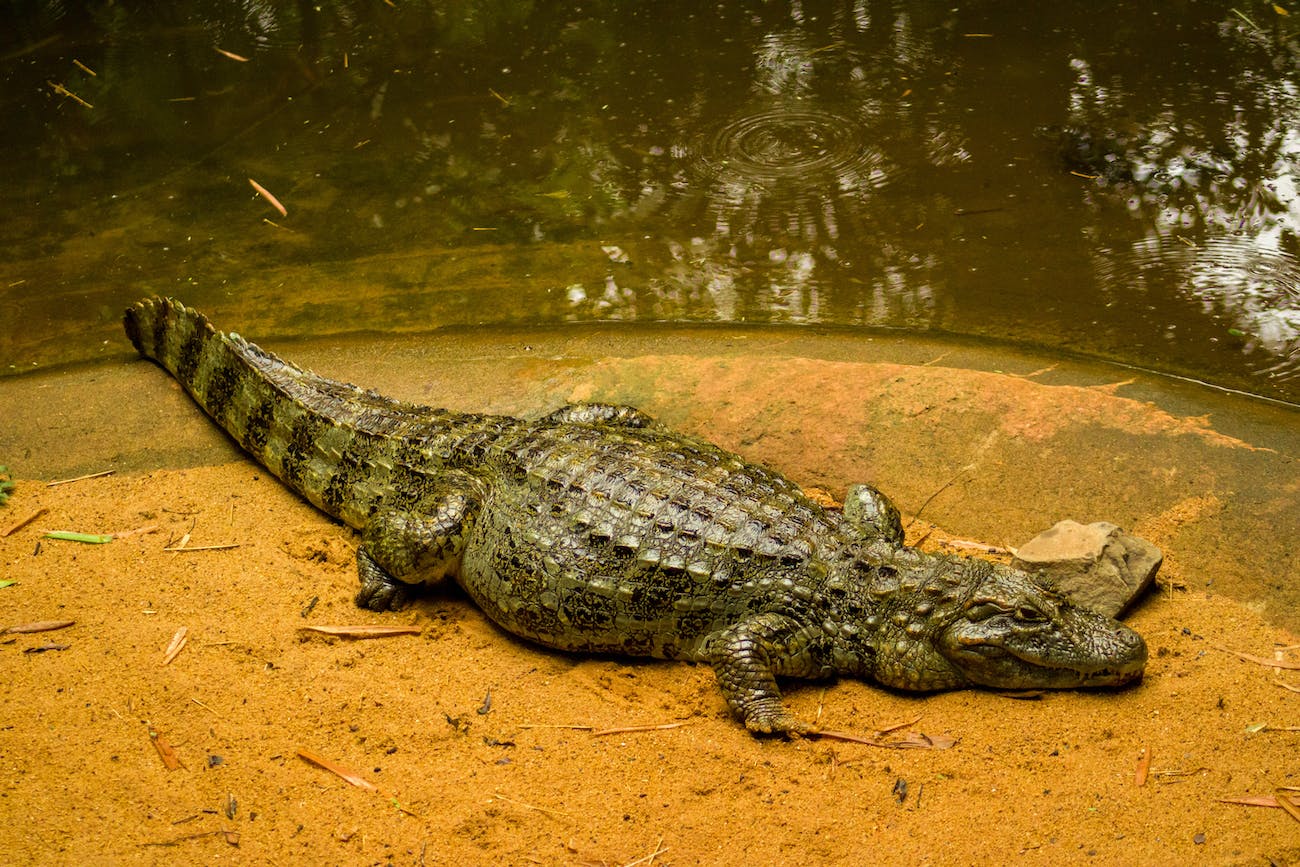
[491,791,571,821]
[47,81,92,108]
[164,543,241,552]
[816,729,958,749]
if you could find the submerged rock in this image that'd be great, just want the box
[1013,520,1162,618]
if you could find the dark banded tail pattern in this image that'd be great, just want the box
[124,296,518,529]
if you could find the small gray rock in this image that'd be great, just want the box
[1012,520,1162,618]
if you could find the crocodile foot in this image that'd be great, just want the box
[356,549,412,611]
[740,695,818,737]
[745,710,817,737]
[355,579,410,611]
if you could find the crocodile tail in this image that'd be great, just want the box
[125,295,395,524]
[124,295,296,468]
[123,296,514,527]
[125,295,210,365]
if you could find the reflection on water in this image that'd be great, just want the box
[1060,23,1300,389]
[645,12,965,326]
[3,2,1300,403]
[1107,236,1300,384]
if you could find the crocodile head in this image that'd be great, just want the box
[933,562,1148,690]
[852,554,1148,692]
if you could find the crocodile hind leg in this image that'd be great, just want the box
[707,613,832,735]
[355,491,479,611]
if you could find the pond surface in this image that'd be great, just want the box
[2,1,1300,404]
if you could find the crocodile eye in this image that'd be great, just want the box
[1015,605,1047,623]
[965,602,1011,621]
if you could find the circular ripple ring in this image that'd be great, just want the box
[706,107,881,184]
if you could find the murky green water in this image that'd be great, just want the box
[2,1,1300,403]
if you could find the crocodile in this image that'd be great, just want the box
[124,296,1148,735]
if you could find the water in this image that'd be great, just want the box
[1,1,1299,401]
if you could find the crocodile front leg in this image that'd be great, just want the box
[356,491,479,611]
[706,612,831,735]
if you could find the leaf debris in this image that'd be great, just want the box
[4,620,74,634]
[248,178,287,217]
[149,726,184,771]
[44,530,113,544]
[162,626,189,665]
[296,748,376,791]
[1134,746,1152,787]
[297,748,421,816]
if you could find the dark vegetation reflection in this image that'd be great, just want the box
[2,1,1299,402]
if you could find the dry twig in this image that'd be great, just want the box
[248,178,287,216]
[298,624,421,638]
[2,508,46,537]
[590,722,687,737]
[47,81,92,108]
[621,838,668,867]
[1212,644,1300,670]
[46,470,113,487]
[816,728,957,749]
[491,791,571,821]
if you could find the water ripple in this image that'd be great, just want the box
[699,105,890,189]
